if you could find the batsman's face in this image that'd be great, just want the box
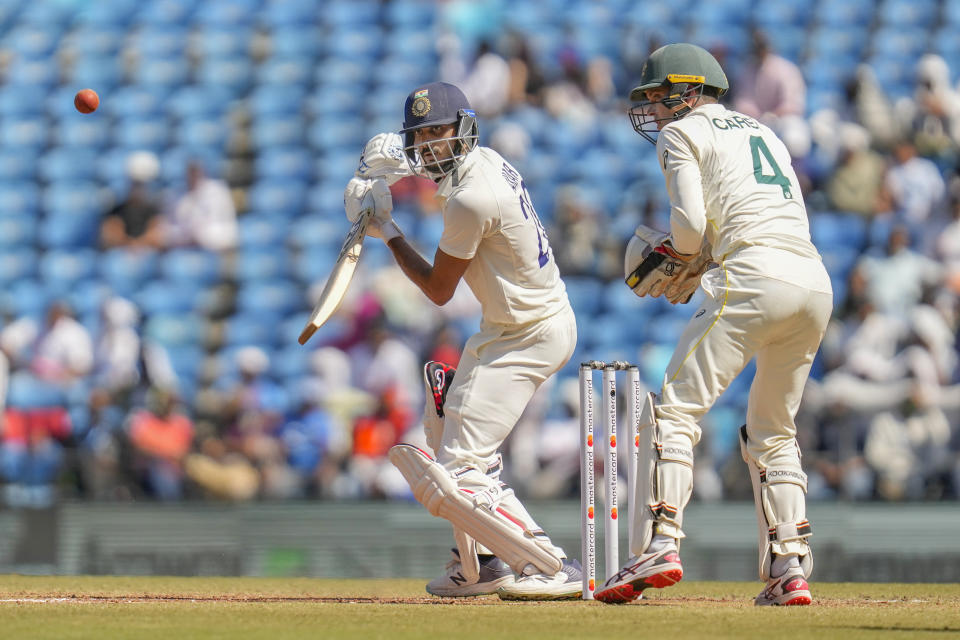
[413,124,458,161]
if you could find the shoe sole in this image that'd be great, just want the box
[497,588,583,602]
[594,567,683,604]
[427,576,515,598]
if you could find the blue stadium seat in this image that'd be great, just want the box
[193,0,258,27]
[236,279,304,315]
[7,373,67,410]
[167,85,234,120]
[37,213,100,250]
[0,116,49,150]
[0,85,47,117]
[321,1,380,27]
[5,25,60,59]
[159,146,223,187]
[255,147,313,181]
[144,313,205,347]
[130,26,189,58]
[0,150,37,181]
[41,181,104,217]
[0,181,40,214]
[38,148,100,183]
[271,344,313,380]
[256,56,313,86]
[38,249,97,295]
[135,0,199,26]
[563,275,604,317]
[266,26,322,57]
[74,0,139,27]
[162,345,206,388]
[64,279,112,319]
[245,179,308,216]
[105,86,167,119]
[222,313,280,347]
[238,213,287,248]
[135,280,203,315]
[53,116,110,149]
[322,29,383,61]
[99,248,160,296]
[175,116,230,150]
[4,58,58,87]
[159,249,222,285]
[878,0,938,27]
[248,85,307,118]
[305,86,366,120]
[260,1,321,28]
[135,57,190,89]
[235,246,290,282]
[286,214,341,252]
[196,56,254,94]
[69,56,124,92]
[0,247,38,283]
[1,278,50,318]
[251,116,308,148]
[113,116,170,151]
[15,2,73,27]
[306,117,366,152]
[194,27,253,58]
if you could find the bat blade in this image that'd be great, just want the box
[298,208,372,345]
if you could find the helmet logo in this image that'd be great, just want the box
[411,96,431,117]
[666,74,705,84]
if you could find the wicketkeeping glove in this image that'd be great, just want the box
[624,225,713,304]
[355,132,412,185]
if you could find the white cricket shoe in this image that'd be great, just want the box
[594,548,683,604]
[426,549,515,597]
[496,559,583,601]
[754,567,812,606]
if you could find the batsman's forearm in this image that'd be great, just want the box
[386,237,449,305]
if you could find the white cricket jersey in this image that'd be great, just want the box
[435,146,569,326]
[657,103,830,292]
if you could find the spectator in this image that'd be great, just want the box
[100,151,165,250]
[91,297,142,397]
[504,32,547,107]
[280,380,335,495]
[460,40,511,118]
[881,139,947,228]
[1,407,71,508]
[901,54,960,160]
[856,225,942,316]
[826,123,887,217]
[30,302,95,386]
[733,29,806,123]
[165,161,238,253]
[128,387,194,500]
[864,382,951,500]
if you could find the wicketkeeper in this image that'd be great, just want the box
[596,43,832,607]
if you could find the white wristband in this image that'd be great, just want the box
[380,220,403,243]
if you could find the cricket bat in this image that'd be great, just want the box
[298,195,373,345]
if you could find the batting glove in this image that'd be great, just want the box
[355,132,412,185]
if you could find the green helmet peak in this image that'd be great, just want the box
[630,43,729,101]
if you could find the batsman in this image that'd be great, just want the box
[596,44,833,606]
[343,82,581,600]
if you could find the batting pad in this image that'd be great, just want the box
[631,392,694,557]
[739,427,813,581]
[388,444,563,576]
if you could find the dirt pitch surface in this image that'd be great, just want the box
[2,576,959,639]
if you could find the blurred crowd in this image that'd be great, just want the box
[2,1,960,507]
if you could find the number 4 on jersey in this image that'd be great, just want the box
[749,135,792,199]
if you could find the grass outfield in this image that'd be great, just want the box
[1,576,958,639]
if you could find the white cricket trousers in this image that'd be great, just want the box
[438,302,577,471]
[435,303,576,556]
[658,248,833,470]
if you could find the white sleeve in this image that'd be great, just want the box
[438,190,496,259]
[658,125,707,255]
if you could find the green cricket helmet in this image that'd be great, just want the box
[629,43,729,144]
